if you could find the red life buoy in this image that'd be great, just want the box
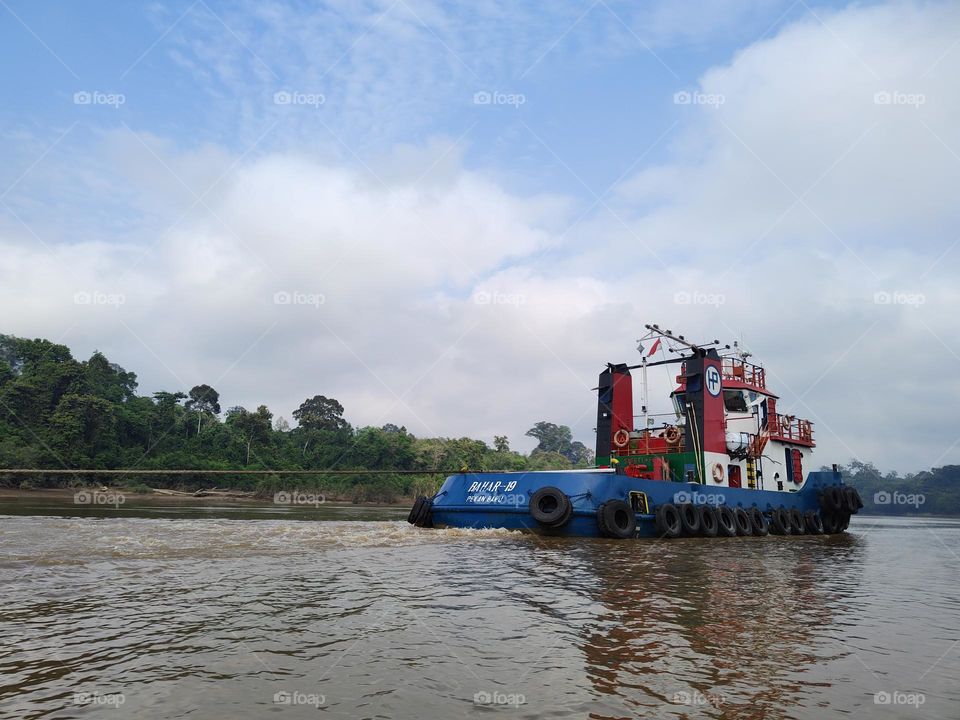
[613,429,630,448]
[711,462,725,483]
[664,425,681,445]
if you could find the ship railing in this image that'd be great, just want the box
[614,434,686,456]
[721,358,766,389]
[768,414,814,445]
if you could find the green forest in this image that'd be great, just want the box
[0,334,593,502]
[1,333,957,512]
[832,460,960,516]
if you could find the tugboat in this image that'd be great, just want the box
[408,325,863,538]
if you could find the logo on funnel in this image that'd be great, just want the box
[706,366,722,397]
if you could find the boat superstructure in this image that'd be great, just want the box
[598,325,813,492]
[408,325,862,539]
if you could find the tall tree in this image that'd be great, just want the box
[228,405,273,464]
[185,384,221,434]
[525,422,593,465]
[293,395,346,431]
[567,441,593,465]
[50,394,115,464]
[525,422,573,454]
[153,391,187,407]
[493,435,510,453]
[83,352,138,402]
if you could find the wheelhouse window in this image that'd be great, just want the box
[723,390,749,413]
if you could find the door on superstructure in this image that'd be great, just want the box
[728,464,742,488]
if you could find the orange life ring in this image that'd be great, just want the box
[711,462,725,483]
[664,425,681,445]
[613,429,630,448]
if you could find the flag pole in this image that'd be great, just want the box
[641,354,649,432]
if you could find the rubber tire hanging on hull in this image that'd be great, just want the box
[407,496,433,527]
[717,506,738,537]
[805,511,824,534]
[407,497,424,524]
[822,511,851,534]
[770,507,791,535]
[597,500,636,539]
[655,503,682,538]
[749,508,769,536]
[789,508,806,535]
[529,487,573,529]
[820,486,843,514]
[844,486,864,513]
[734,508,753,536]
[699,505,719,537]
[678,503,701,536]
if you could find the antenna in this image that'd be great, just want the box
[731,338,753,361]
[644,324,721,353]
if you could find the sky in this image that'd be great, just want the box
[1,0,958,473]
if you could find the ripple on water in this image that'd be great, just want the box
[0,514,957,719]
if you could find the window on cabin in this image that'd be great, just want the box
[672,393,687,416]
[723,390,749,412]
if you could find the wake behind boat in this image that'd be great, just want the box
[408,325,863,539]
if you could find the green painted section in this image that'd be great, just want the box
[597,451,702,483]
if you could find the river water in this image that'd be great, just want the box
[1,499,958,719]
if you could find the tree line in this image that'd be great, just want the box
[830,460,960,516]
[0,334,594,502]
[1,334,957,511]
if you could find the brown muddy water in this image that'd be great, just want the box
[1,499,958,719]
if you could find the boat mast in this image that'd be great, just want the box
[636,331,659,432]
[643,323,723,354]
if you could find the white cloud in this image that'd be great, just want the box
[2,1,959,472]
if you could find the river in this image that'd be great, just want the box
[1,499,958,718]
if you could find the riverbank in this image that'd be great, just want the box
[0,487,414,507]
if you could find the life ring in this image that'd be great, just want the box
[613,429,630,448]
[711,462,725,483]
[664,425,681,445]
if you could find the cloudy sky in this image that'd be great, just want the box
[1,0,958,472]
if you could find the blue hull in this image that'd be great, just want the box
[429,469,846,538]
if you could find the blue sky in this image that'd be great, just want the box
[2,0,835,211]
[2,0,959,472]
